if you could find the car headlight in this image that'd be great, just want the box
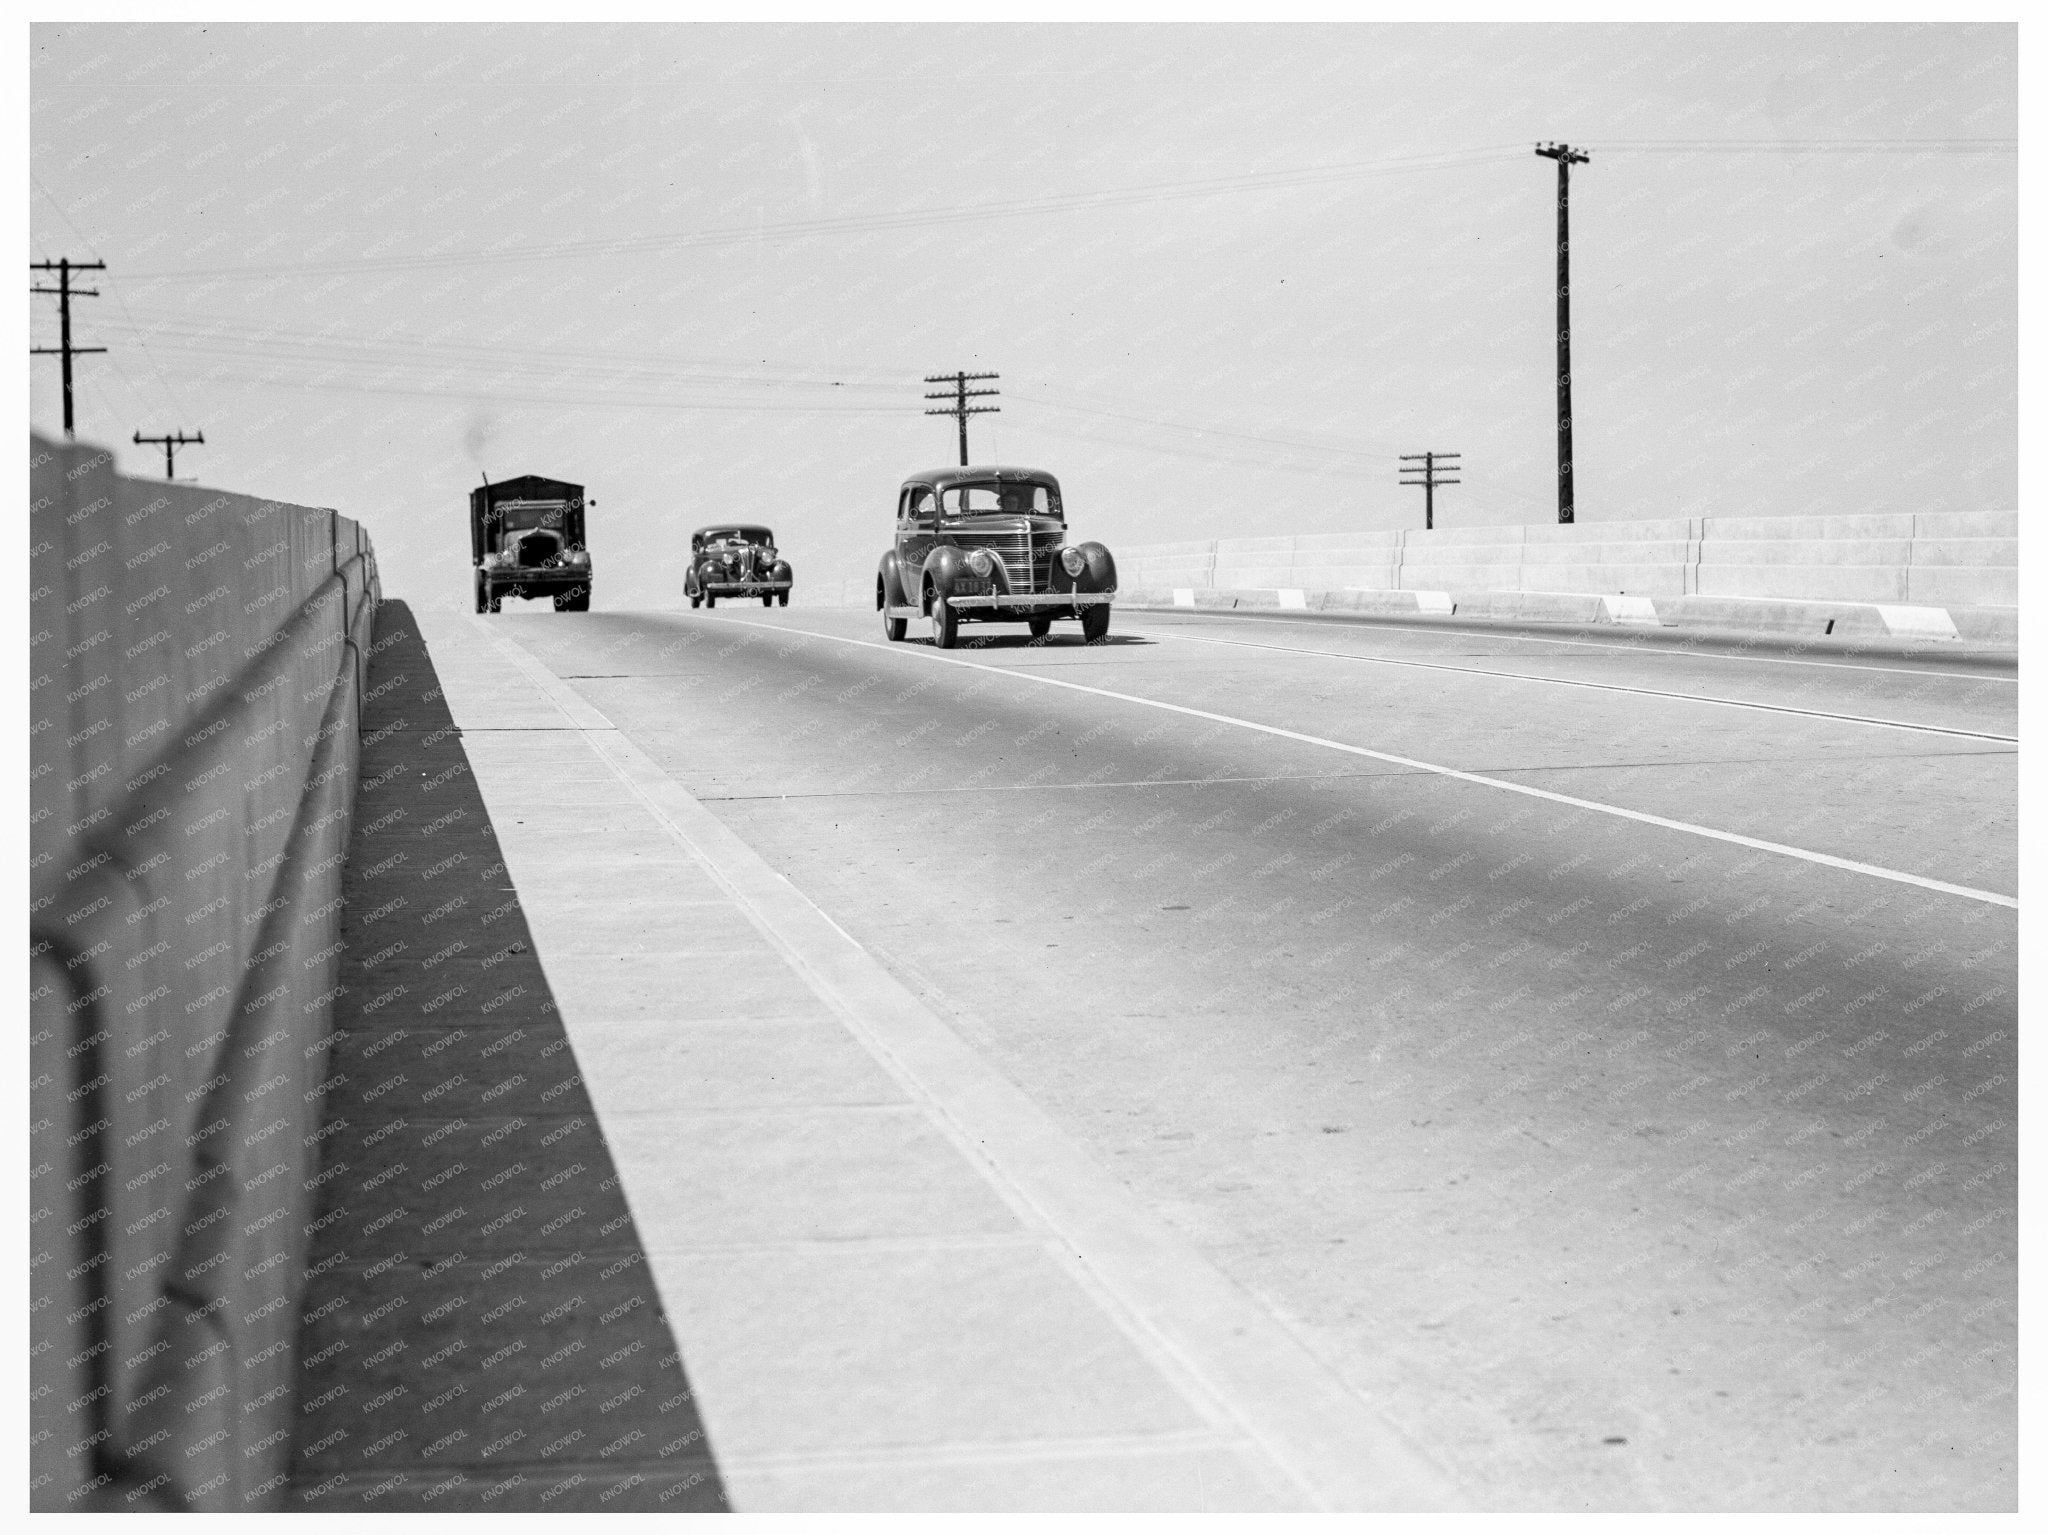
[1061,547,1087,577]
[967,549,993,577]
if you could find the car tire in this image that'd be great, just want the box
[1081,604,1110,643]
[690,593,701,609]
[705,593,716,609]
[930,593,956,649]
[475,573,488,614]
[883,607,907,642]
[778,591,789,607]
[762,595,773,607]
[1028,616,1053,639]
[487,592,501,614]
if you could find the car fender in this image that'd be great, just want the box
[771,559,794,586]
[1050,541,1117,595]
[877,550,905,608]
[921,546,970,609]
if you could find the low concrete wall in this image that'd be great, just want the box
[29,434,379,1511]
[1120,510,2017,610]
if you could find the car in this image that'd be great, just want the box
[471,474,593,612]
[875,466,1114,648]
[685,525,793,608]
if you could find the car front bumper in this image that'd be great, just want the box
[936,590,1114,611]
[702,579,793,595]
[483,566,591,588]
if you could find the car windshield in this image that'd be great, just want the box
[499,498,568,531]
[937,483,1058,518]
[702,528,771,548]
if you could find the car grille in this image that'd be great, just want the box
[976,531,1050,595]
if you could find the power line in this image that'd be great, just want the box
[33,174,188,421]
[30,258,108,438]
[118,144,1529,284]
[924,372,1000,466]
[1597,137,2015,153]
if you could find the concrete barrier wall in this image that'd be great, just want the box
[29,433,380,1511]
[1119,509,2017,609]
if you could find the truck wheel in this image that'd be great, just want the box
[1028,616,1052,639]
[930,593,957,649]
[1081,604,1110,643]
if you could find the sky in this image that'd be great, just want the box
[28,22,2017,611]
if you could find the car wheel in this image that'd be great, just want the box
[475,573,488,614]
[762,595,774,607]
[1081,604,1110,642]
[487,592,501,614]
[778,591,789,607]
[690,592,701,609]
[705,593,716,609]
[930,592,956,649]
[1028,615,1052,639]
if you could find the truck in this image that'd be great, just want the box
[471,474,593,613]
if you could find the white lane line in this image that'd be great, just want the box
[700,771,1393,801]
[1138,609,2019,682]
[1153,631,2018,743]
[701,615,2019,911]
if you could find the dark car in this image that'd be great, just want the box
[875,466,1114,648]
[684,525,793,608]
[471,474,593,612]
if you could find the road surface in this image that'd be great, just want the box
[481,602,2017,1510]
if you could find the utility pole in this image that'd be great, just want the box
[1399,451,1461,531]
[30,258,108,439]
[133,429,205,480]
[924,372,999,466]
[1534,143,1589,524]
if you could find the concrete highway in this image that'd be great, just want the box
[482,603,2016,1510]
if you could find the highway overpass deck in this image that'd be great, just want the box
[292,599,2016,1511]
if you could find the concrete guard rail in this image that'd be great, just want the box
[29,433,380,1511]
[1117,510,2017,640]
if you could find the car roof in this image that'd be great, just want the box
[692,524,774,541]
[481,474,583,498]
[902,465,1060,492]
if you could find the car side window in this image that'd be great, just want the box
[905,487,934,527]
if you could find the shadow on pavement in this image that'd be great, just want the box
[289,601,728,1512]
